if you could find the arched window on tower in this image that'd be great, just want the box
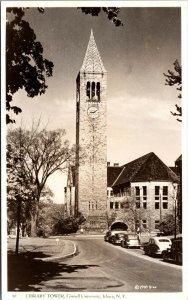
[96,82,100,101]
[92,82,95,99]
[86,81,90,98]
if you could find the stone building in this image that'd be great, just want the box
[107,152,179,233]
[65,152,179,233]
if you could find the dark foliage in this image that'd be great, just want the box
[53,212,86,235]
[79,7,123,27]
[6,8,54,124]
[159,214,179,236]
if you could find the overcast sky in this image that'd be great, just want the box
[8,6,181,203]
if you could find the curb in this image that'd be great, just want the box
[35,241,77,262]
[111,243,182,270]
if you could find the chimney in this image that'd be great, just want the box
[114,163,119,167]
[107,162,110,167]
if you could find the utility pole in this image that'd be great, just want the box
[173,183,177,239]
[159,187,162,234]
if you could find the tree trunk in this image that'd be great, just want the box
[15,198,21,255]
[30,201,39,237]
[30,213,38,237]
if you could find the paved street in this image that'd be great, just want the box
[32,235,182,292]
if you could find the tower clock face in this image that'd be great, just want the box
[87,106,99,119]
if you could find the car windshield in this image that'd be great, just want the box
[158,239,170,242]
[129,236,138,240]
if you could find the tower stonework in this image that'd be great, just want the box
[75,30,108,231]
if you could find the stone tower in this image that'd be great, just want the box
[75,30,108,232]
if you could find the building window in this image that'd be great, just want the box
[155,186,160,200]
[89,202,91,210]
[155,220,160,229]
[135,186,140,208]
[143,202,147,209]
[92,82,95,98]
[163,202,168,209]
[163,186,168,201]
[96,201,98,209]
[86,81,90,98]
[96,82,100,100]
[155,202,159,209]
[143,186,147,200]
[110,190,113,196]
[115,202,119,209]
[142,220,147,229]
[110,202,113,209]
[135,186,140,198]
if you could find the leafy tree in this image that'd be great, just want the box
[159,213,179,236]
[7,139,35,253]
[163,60,182,122]
[79,7,123,27]
[53,212,86,235]
[7,121,75,236]
[6,7,54,124]
[37,200,65,237]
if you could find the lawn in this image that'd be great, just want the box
[7,237,70,291]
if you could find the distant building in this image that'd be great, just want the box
[65,152,179,233]
[106,152,179,233]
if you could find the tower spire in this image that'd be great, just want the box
[80,30,106,73]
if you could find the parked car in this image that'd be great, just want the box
[110,233,126,245]
[163,237,182,264]
[121,234,141,248]
[143,236,172,256]
[104,230,111,242]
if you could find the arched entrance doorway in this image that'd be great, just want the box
[110,221,128,231]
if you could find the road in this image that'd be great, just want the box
[36,235,182,292]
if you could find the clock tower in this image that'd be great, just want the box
[75,30,107,231]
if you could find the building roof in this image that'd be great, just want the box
[112,152,179,187]
[80,30,107,74]
[107,166,123,187]
[175,155,182,163]
[169,166,180,177]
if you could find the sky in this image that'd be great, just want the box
[7,6,182,203]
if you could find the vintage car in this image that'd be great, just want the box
[163,237,182,264]
[121,234,141,248]
[104,230,111,242]
[143,236,172,256]
[110,232,126,245]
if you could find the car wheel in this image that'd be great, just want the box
[163,251,168,262]
[175,253,180,264]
